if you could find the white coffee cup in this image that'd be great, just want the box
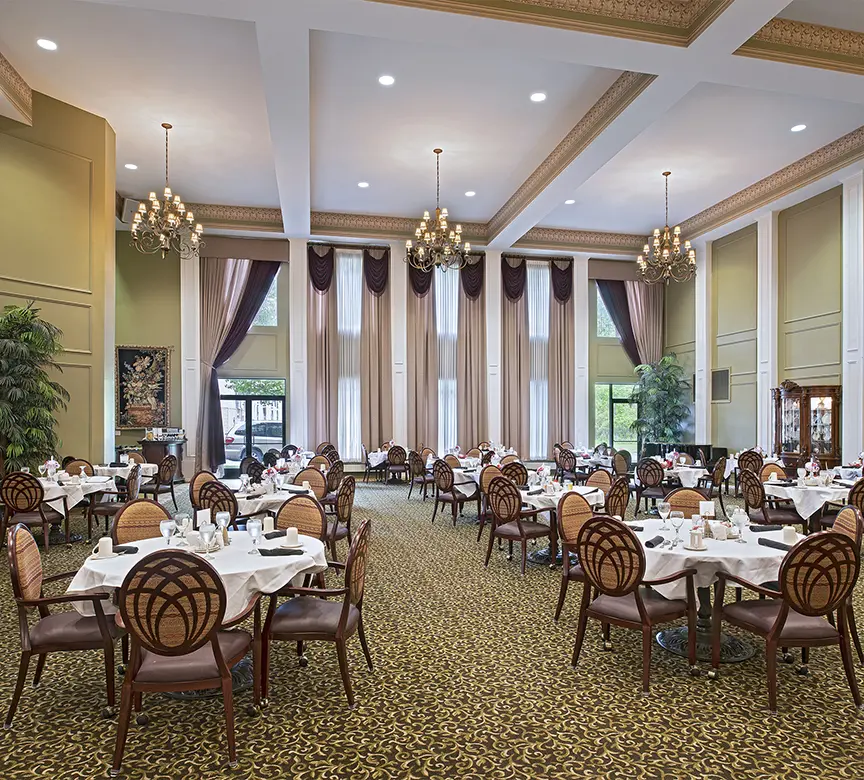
[782,526,798,545]
[92,537,113,558]
[284,527,299,546]
[713,523,728,541]
[263,516,275,534]
[302,481,311,491]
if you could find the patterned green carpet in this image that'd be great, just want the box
[0,482,862,779]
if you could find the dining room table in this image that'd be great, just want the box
[763,479,850,531]
[666,465,709,488]
[220,479,318,517]
[40,475,116,515]
[94,462,158,481]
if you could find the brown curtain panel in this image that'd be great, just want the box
[501,255,530,457]
[406,270,438,451]
[625,280,664,365]
[307,245,339,449]
[596,279,641,367]
[361,248,393,448]
[548,259,574,455]
[457,254,487,449]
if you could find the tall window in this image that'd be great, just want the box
[594,383,638,453]
[251,272,278,327]
[336,249,362,461]
[436,267,459,453]
[526,261,550,460]
[596,284,618,338]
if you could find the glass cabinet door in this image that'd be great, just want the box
[781,396,801,453]
[810,396,833,456]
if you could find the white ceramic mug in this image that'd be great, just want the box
[92,537,113,558]
[782,526,798,545]
[263,517,275,534]
[285,527,299,546]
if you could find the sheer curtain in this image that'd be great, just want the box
[436,266,459,454]
[336,249,363,461]
[526,261,550,460]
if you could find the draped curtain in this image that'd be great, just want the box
[596,279,641,367]
[361,248,393,450]
[198,258,280,470]
[625,280,664,365]
[501,255,530,458]
[457,254,487,450]
[548,259,574,456]
[307,245,339,450]
[406,266,438,451]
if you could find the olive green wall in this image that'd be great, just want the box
[778,187,842,386]
[114,233,182,447]
[0,92,115,464]
[663,277,695,442]
[711,225,757,451]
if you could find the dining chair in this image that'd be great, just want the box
[111,550,258,774]
[280,444,299,459]
[381,441,392,451]
[831,506,864,664]
[5,524,124,728]
[308,454,332,470]
[407,450,434,500]
[476,465,504,542]
[665,487,709,519]
[612,453,629,478]
[274,494,327,539]
[327,475,355,561]
[322,445,340,461]
[465,448,481,459]
[88,464,142,540]
[420,447,436,467]
[822,480,864,530]
[111,498,171,544]
[239,456,260,475]
[555,448,579,482]
[262,449,280,467]
[698,456,728,518]
[553,492,593,621]
[573,516,697,692]
[499,454,519,466]
[294,467,327,500]
[137,454,178,511]
[188,469,218,512]
[320,460,344,514]
[633,458,667,517]
[501,460,529,487]
[64,458,95,477]
[710,532,861,713]
[125,451,145,465]
[604,477,630,519]
[386,445,409,483]
[361,445,380,483]
[585,468,612,495]
[760,463,787,482]
[697,449,709,469]
[560,441,574,450]
[740,469,805,533]
[677,453,695,466]
[431,459,478,525]
[484,476,549,575]
[736,449,764,495]
[0,471,67,550]
[198,479,261,531]
[444,454,461,469]
[316,441,333,455]
[481,450,494,465]
[262,518,373,708]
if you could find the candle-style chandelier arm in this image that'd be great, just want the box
[636,171,695,285]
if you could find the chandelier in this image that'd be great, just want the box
[131,123,203,258]
[637,171,695,285]
[405,148,471,272]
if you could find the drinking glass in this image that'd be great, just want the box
[732,508,748,544]
[215,511,230,541]
[38,464,46,478]
[657,501,672,530]
[670,511,685,545]
[21,466,30,474]
[160,518,176,546]
[247,518,262,555]
[174,514,190,546]
[240,474,251,493]
[199,521,216,559]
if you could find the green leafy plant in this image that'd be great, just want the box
[629,353,691,444]
[0,304,69,476]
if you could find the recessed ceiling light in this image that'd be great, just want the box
[37,38,57,51]
[791,124,807,132]
[378,75,395,86]
[465,191,476,197]
[530,92,547,103]
[358,181,370,188]
[564,199,575,205]
[124,163,138,170]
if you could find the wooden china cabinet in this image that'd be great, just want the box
[771,380,842,470]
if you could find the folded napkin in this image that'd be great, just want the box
[463,469,477,474]
[109,462,125,467]
[644,536,664,548]
[258,547,304,557]
[264,530,286,540]
[837,480,857,488]
[518,484,529,491]
[758,538,792,552]
[527,488,543,496]
[283,486,307,494]
[750,524,783,532]
[627,525,644,532]
[113,545,138,555]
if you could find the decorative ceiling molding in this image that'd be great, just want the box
[679,124,864,238]
[737,18,864,76]
[516,226,645,253]
[311,211,486,241]
[486,71,656,241]
[364,0,724,45]
[0,50,32,125]
[185,203,284,232]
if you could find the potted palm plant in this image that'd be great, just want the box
[0,303,69,477]
[629,353,691,448]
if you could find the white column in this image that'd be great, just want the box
[843,172,864,461]
[757,213,779,452]
[694,241,712,443]
[485,249,502,443]
[389,242,408,446]
[573,253,590,448]
[288,238,308,448]
[179,246,200,476]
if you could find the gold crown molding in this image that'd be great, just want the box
[0,50,32,125]
[184,203,284,232]
[516,226,646,253]
[364,0,720,45]
[679,124,864,238]
[737,18,864,76]
[486,71,655,241]
[311,211,486,242]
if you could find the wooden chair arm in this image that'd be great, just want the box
[21,589,111,607]
[42,570,79,584]
[643,568,697,587]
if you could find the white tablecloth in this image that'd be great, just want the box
[40,476,115,515]
[94,463,158,480]
[68,532,328,622]
[577,456,613,470]
[451,470,480,499]
[234,486,317,517]
[668,466,708,488]
[630,518,798,600]
[834,467,863,481]
[367,451,389,468]
[521,485,606,512]
[763,483,849,520]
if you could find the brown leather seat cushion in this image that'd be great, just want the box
[13,507,64,524]
[30,611,123,649]
[639,486,666,498]
[327,521,349,541]
[566,563,585,581]
[588,588,687,624]
[320,492,337,505]
[270,596,359,638]
[723,599,838,642]
[139,483,171,494]
[135,630,251,683]
[438,491,467,502]
[495,520,550,539]
[749,507,802,525]
[90,500,123,515]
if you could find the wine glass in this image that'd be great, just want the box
[215,511,230,543]
[247,518,262,555]
[21,466,30,474]
[199,521,216,559]
[657,501,672,530]
[670,511,685,545]
[174,513,190,546]
[240,474,251,493]
[732,508,748,544]
[160,518,176,547]
[38,464,46,479]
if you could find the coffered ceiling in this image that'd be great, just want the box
[2,0,864,253]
